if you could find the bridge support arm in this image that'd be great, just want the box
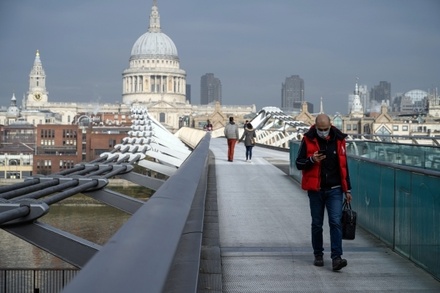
[84,188,144,215]
[3,221,101,268]
[119,171,165,191]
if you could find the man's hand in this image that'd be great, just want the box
[345,192,352,203]
[313,151,326,162]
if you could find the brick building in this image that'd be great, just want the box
[34,124,129,175]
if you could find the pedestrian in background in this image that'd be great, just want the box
[239,122,256,162]
[224,116,239,162]
[295,114,353,271]
[205,119,213,131]
[243,120,249,129]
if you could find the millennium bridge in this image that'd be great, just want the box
[0,107,439,292]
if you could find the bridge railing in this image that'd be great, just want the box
[62,133,211,293]
[289,140,440,281]
[0,269,78,293]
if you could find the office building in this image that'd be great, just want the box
[281,75,304,111]
[200,73,222,104]
[370,81,391,105]
[186,84,191,103]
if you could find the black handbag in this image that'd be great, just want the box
[341,200,357,240]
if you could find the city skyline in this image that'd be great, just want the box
[1,0,439,115]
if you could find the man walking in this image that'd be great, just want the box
[295,114,352,271]
[224,116,239,162]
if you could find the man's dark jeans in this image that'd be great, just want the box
[308,187,343,259]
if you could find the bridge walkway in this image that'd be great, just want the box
[205,137,440,292]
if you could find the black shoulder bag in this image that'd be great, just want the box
[342,200,357,240]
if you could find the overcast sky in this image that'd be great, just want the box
[1,0,439,115]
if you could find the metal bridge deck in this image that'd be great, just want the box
[206,137,440,293]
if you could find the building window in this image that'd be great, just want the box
[8,159,19,166]
[393,125,399,131]
[109,139,116,148]
[376,126,391,136]
[60,160,74,170]
[42,129,55,138]
[159,113,165,123]
[402,125,408,131]
[347,124,351,131]
[6,171,20,179]
[333,117,342,130]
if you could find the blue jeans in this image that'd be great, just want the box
[245,145,253,160]
[308,188,343,259]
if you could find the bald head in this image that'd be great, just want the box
[315,114,331,131]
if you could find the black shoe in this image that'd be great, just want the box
[332,257,347,271]
[314,255,324,267]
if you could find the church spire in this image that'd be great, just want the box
[319,97,324,114]
[350,77,364,118]
[148,0,161,33]
[11,93,17,105]
[29,49,46,91]
[27,50,48,105]
[7,92,20,117]
[354,77,359,95]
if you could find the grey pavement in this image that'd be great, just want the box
[205,137,440,293]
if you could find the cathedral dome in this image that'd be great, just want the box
[130,2,178,59]
[131,32,178,58]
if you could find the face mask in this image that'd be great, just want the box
[317,129,330,139]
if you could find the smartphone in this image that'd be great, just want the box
[318,150,326,155]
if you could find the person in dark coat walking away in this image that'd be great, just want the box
[224,116,239,162]
[238,122,256,162]
[295,114,353,271]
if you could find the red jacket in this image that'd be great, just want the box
[297,126,350,192]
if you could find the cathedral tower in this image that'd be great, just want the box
[349,80,364,118]
[26,50,49,106]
